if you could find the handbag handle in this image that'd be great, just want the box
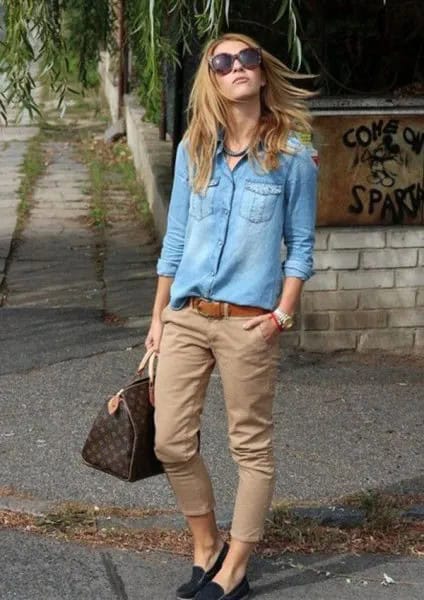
[137,348,159,406]
[137,347,156,374]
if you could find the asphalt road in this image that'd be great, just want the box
[2,529,424,600]
[1,345,423,513]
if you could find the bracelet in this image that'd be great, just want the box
[269,311,283,332]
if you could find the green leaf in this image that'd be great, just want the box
[273,0,290,24]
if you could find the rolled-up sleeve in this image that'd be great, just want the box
[156,140,190,277]
[282,146,318,280]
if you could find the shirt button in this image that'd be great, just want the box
[218,240,223,246]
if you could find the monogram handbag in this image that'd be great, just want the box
[81,347,164,482]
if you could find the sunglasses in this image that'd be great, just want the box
[208,47,262,75]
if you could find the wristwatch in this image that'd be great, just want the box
[272,307,294,330]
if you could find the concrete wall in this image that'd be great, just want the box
[124,94,173,239]
[99,53,423,354]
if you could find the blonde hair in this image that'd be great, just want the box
[183,32,318,193]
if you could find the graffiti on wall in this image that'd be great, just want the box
[313,114,424,226]
[341,119,424,224]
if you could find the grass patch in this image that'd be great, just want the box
[264,490,424,556]
[84,158,109,228]
[110,141,155,234]
[263,519,424,556]
[351,489,398,532]
[270,490,424,535]
[1,508,194,556]
[335,490,424,516]
[266,505,349,550]
[36,505,96,534]
[15,133,47,235]
[1,503,423,558]
[274,491,424,512]
[262,506,423,556]
[1,493,423,558]
[77,135,156,238]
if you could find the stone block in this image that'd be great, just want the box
[303,271,337,291]
[314,250,359,270]
[415,329,424,347]
[314,229,329,250]
[334,310,387,330]
[417,289,424,306]
[339,270,394,290]
[359,288,417,309]
[395,268,424,288]
[386,229,424,248]
[358,330,414,351]
[362,249,418,269]
[388,309,424,327]
[302,312,330,330]
[330,230,385,249]
[302,290,358,311]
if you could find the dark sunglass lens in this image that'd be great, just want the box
[239,48,260,68]
[211,53,232,73]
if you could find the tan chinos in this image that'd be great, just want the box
[153,298,281,542]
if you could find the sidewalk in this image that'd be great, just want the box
[0,128,38,291]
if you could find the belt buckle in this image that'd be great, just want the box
[196,297,223,319]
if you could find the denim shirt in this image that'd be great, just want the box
[156,132,318,311]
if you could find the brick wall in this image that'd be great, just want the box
[283,227,424,352]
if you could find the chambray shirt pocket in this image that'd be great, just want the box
[240,180,283,223]
[188,176,220,221]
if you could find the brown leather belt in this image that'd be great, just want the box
[189,296,269,319]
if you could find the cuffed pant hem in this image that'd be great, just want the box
[230,530,263,543]
[181,505,216,517]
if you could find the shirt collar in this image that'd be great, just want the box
[216,125,264,155]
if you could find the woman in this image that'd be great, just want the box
[146,32,318,600]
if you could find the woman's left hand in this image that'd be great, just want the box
[243,313,279,343]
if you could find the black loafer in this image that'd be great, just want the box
[194,575,250,600]
[176,541,229,600]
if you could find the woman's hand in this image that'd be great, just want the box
[145,316,165,353]
[242,313,279,343]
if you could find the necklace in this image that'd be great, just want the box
[223,144,249,157]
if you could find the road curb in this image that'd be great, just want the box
[1,496,424,531]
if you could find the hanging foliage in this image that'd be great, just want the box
[0,0,112,122]
[0,0,304,123]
